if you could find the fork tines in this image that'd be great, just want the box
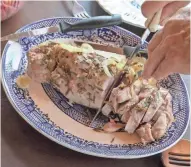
[72,0,90,18]
[169,152,190,166]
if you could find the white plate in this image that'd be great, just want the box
[97,0,146,28]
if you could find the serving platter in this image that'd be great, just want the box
[1,17,190,159]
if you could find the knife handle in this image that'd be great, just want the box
[145,9,162,32]
[59,14,122,33]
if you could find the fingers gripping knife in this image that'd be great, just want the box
[90,9,163,127]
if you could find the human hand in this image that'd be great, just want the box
[141,1,190,25]
[142,19,190,80]
[1,0,24,22]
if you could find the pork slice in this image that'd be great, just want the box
[152,92,173,124]
[116,80,144,115]
[110,79,142,114]
[151,113,168,139]
[151,92,174,140]
[138,87,155,100]
[117,95,139,115]
[136,123,155,145]
[123,82,157,133]
[164,93,174,127]
[104,86,130,116]
[121,110,131,123]
[142,90,164,123]
[125,108,146,134]
[109,87,119,113]
[152,104,166,122]
[125,96,151,134]
[116,87,131,104]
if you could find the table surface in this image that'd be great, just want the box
[1,1,190,167]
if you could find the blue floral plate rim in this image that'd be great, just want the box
[1,17,190,159]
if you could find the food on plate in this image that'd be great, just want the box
[26,41,128,109]
[16,41,174,144]
[16,74,31,89]
[136,123,155,145]
[103,79,174,144]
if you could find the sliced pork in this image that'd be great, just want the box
[121,110,131,123]
[142,90,165,123]
[151,92,174,139]
[116,87,131,104]
[136,123,155,145]
[151,113,168,139]
[125,96,152,134]
[107,79,143,116]
[108,87,120,113]
[100,77,174,142]
[152,92,174,126]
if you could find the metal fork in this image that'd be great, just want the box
[167,152,190,166]
[162,139,190,167]
[72,0,90,18]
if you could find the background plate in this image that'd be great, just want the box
[1,17,190,159]
[97,0,146,28]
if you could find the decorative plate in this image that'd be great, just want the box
[97,0,146,28]
[2,17,190,159]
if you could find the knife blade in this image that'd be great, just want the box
[1,14,122,42]
[90,9,163,127]
[74,40,147,56]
